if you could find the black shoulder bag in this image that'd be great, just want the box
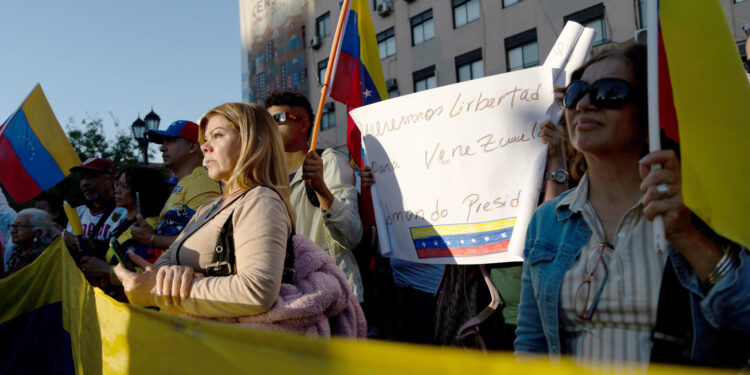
[204,191,296,284]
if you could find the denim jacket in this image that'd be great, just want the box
[514,189,750,367]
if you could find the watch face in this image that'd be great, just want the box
[553,170,568,183]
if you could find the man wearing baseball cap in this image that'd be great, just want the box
[64,158,128,259]
[130,120,221,250]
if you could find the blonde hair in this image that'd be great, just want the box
[199,102,295,226]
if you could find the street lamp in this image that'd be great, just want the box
[131,107,160,165]
[144,107,161,133]
[131,116,148,165]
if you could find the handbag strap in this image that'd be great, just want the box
[209,187,295,282]
[455,264,504,352]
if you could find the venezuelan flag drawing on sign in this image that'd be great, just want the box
[0,237,731,374]
[0,84,81,203]
[658,0,750,249]
[411,218,516,259]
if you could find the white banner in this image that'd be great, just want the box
[350,67,553,264]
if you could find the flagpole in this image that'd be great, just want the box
[647,0,668,253]
[309,0,352,151]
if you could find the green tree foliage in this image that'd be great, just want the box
[66,113,143,168]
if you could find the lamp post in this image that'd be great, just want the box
[131,107,160,165]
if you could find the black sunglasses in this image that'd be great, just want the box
[272,112,303,124]
[562,78,634,110]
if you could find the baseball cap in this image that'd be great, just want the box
[147,120,199,144]
[69,158,115,175]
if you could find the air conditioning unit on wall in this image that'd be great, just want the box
[377,2,392,16]
[309,36,321,49]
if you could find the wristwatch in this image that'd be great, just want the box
[545,168,569,184]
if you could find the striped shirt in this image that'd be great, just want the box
[557,173,668,368]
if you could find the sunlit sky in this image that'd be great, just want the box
[0,1,240,145]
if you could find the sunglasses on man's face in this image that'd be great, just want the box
[272,112,303,124]
[562,78,634,110]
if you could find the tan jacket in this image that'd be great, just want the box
[290,148,363,301]
[154,186,292,318]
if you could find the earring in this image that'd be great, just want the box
[33,237,38,243]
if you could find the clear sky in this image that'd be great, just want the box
[0,1,240,144]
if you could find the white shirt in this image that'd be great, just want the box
[66,205,128,241]
[557,173,668,368]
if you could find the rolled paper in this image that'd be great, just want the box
[63,201,83,235]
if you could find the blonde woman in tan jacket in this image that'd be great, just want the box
[115,102,295,318]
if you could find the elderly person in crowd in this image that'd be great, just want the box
[4,208,60,276]
[514,43,750,369]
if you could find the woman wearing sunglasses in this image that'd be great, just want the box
[514,43,750,368]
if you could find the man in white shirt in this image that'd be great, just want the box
[265,91,364,303]
[63,158,127,259]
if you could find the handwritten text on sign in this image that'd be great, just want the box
[350,67,553,264]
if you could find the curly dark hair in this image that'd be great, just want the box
[120,167,170,218]
[264,91,315,124]
[35,192,67,228]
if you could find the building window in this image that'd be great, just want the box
[505,28,539,71]
[739,40,748,61]
[317,12,331,39]
[564,4,607,46]
[455,48,483,82]
[411,9,434,46]
[735,0,746,3]
[453,0,480,28]
[386,79,398,98]
[502,0,522,8]
[321,106,336,131]
[377,28,396,59]
[413,65,437,92]
[317,59,328,86]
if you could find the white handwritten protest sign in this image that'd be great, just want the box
[350,67,553,264]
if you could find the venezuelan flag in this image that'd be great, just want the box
[328,0,387,166]
[658,0,750,249]
[0,85,80,203]
[410,218,516,259]
[327,0,387,230]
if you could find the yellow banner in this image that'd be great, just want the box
[660,0,750,248]
[0,239,733,374]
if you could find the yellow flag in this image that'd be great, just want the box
[660,0,750,248]
[0,239,734,374]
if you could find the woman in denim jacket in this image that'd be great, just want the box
[514,43,750,368]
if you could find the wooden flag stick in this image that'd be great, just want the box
[309,0,352,151]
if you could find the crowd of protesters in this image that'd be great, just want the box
[0,41,748,369]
